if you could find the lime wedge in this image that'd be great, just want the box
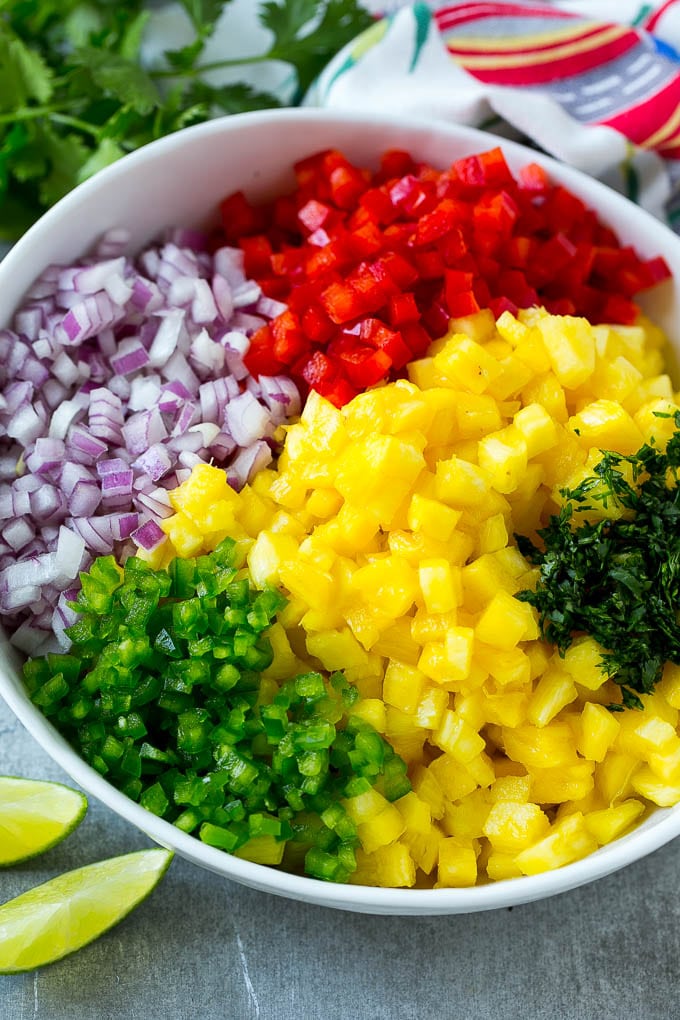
[0,848,173,973]
[0,776,88,866]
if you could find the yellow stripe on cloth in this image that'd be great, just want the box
[443,23,600,54]
[443,24,627,69]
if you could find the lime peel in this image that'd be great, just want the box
[0,776,88,867]
[0,848,173,973]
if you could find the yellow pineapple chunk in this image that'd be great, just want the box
[584,799,645,845]
[483,801,550,853]
[515,812,598,875]
[436,837,478,887]
[576,702,620,762]
[351,843,416,888]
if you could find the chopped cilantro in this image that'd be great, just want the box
[516,411,680,710]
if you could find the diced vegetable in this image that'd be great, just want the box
[24,539,410,883]
[0,230,301,649]
[217,147,669,406]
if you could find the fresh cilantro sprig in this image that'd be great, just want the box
[0,0,372,241]
[516,411,680,710]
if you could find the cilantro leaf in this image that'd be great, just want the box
[261,0,373,96]
[68,48,161,115]
[0,25,53,112]
[177,0,228,38]
[77,136,127,184]
[34,122,92,206]
[188,81,283,115]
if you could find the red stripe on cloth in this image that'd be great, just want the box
[643,0,680,34]
[447,30,639,86]
[600,75,680,147]
[435,2,577,32]
[445,23,614,60]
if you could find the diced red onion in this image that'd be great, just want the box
[3,518,34,552]
[225,390,273,446]
[67,480,102,517]
[67,426,108,462]
[134,442,173,482]
[232,281,261,308]
[131,517,166,552]
[14,307,43,341]
[148,309,186,367]
[227,441,272,489]
[49,397,87,440]
[123,407,167,456]
[110,338,150,376]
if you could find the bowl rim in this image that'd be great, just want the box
[2,106,680,915]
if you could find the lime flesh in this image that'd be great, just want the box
[0,848,173,973]
[0,776,88,866]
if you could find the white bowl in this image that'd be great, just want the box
[2,109,680,916]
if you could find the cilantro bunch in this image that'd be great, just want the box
[0,0,372,241]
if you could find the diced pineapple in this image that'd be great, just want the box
[357,804,406,854]
[436,837,478,887]
[631,767,680,807]
[418,559,460,614]
[435,456,491,507]
[513,402,558,457]
[595,751,639,804]
[443,789,490,840]
[560,636,608,690]
[477,426,528,494]
[568,399,644,455]
[351,843,416,887]
[502,723,579,768]
[515,812,598,875]
[348,698,387,733]
[434,334,504,394]
[536,314,596,389]
[475,590,537,649]
[433,710,485,763]
[482,800,550,852]
[527,667,577,727]
[486,852,524,881]
[383,659,427,715]
[576,702,620,762]
[583,799,645,845]
[415,686,450,730]
[407,493,462,541]
[411,765,447,819]
[529,762,595,804]
[247,530,299,588]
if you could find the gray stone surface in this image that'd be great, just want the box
[1,694,679,1020]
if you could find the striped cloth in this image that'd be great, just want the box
[308,1,680,230]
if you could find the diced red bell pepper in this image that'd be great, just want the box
[243,325,286,378]
[360,319,413,370]
[518,162,549,192]
[400,322,432,358]
[477,147,515,187]
[270,310,308,365]
[219,143,671,406]
[320,280,365,324]
[301,304,335,344]
[239,234,273,277]
[387,292,420,327]
[219,190,264,242]
[377,149,417,182]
